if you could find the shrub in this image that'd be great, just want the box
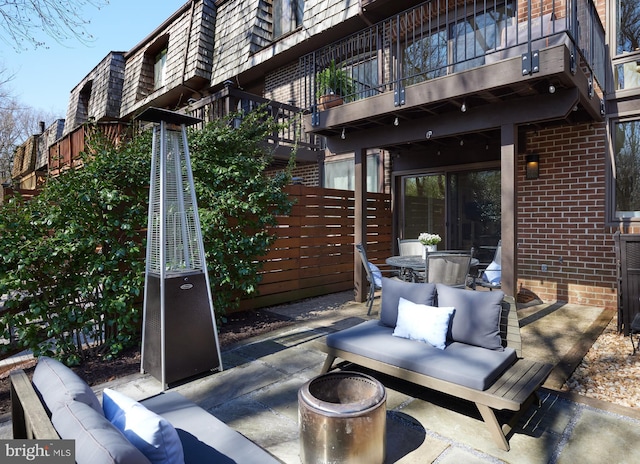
[0,108,296,363]
[0,129,151,364]
[189,108,295,318]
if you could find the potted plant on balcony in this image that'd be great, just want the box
[315,60,356,110]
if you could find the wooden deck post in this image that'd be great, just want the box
[501,124,518,298]
[354,148,367,303]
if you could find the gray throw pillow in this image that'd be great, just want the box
[33,356,102,414]
[52,400,151,464]
[380,277,436,327]
[435,284,505,350]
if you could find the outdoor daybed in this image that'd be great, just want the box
[320,278,553,451]
[10,356,281,463]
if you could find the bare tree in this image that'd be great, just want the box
[0,65,55,183]
[618,0,640,54]
[0,0,108,50]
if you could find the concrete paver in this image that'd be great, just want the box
[2,291,639,463]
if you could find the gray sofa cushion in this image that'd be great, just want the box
[33,356,102,414]
[436,284,505,350]
[380,278,436,327]
[141,392,282,464]
[52,400,151,464]
[326,320,517,390]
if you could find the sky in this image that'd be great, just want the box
[0,1,184,120]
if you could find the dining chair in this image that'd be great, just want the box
[355,243,398,315]
[474,240,502,290]
[396,238,425,280]
[397,238,424,256]
[426,253,472,288]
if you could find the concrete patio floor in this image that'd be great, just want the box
[4,291,640,463]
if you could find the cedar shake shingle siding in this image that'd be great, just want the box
[36,120,64,170]
[210,0,359,88]
[119,0,216,118]
[63,52,125,136]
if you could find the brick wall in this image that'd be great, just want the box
[517,121,619,310]
[264,61,305,108]
[267,163,320,186]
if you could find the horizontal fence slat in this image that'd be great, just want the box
[237,186,392,311]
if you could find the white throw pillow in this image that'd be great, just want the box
[483,261,501,284]
[369,262,383,287]
[392,297,454,350]
[102,389,185,464]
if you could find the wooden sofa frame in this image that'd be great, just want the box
[10,369,282,463]
[10,369,59,439]
[319,295,553,451]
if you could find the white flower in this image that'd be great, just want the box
[418,233,441,246]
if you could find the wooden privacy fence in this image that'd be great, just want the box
[240,185,392,310]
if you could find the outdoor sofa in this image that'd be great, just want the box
[10,356,281,463]
[320,278,553,451]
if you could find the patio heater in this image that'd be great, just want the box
[139,107,222,389]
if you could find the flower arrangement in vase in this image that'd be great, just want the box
[418,233,441,258]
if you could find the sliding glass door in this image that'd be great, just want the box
[402,174,446,244]
[401,169,500,256]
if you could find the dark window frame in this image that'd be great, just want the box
[137,34,170,101]
[272,0,304,40]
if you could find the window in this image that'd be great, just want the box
[154,47,167,90]
[350,58,379,99]
[402,1,515,82]
[401,169,500,251]
[77,81,93,125]
[450,2,515,72]
[273,0,303,39]
[324,153,380,192]
[614,59,640,91]
[616,0,640,55]
[138,35,169,101]
[403,30,448,84]
[613,0,640,91]
[614,120,640,218]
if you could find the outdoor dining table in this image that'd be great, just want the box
[386,254,479,282]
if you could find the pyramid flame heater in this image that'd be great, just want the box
[139,107,222,389]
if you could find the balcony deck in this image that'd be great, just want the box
[302,0,605,145]
[307,44,601,143]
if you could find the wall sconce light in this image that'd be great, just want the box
[460,100,467,112]
[526,153,540,179]
[548,84,556,94]
[341,128,346,140]
[394,117,399,126]
[425,130,433,139]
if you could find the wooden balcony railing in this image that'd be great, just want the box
[186,85,323,161]
[48,122,130,176]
